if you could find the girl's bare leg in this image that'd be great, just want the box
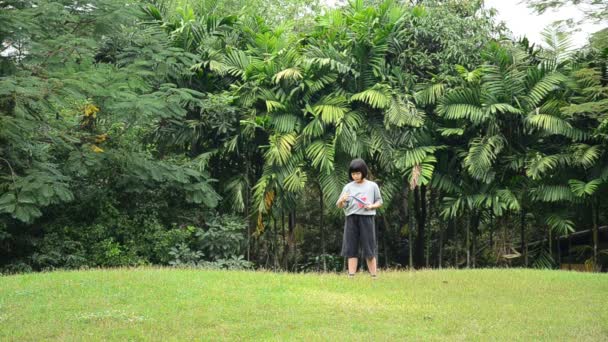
[366,257,377,276]
[348,258,358,274]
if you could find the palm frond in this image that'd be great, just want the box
[546,214,575,236]
[351,84,392,109]
[530,185,575,202]
[496,189,521,212]
[265,133,297,166]
[437,88,486,124]
[271,114,301,133]
[302,118,325,139]
[437,127,464,137]
[601,165,608,182]
[282,166,308,193]
[252,166,275,215]
[304,45,357,76]
[396,146,439,169]
[487,103,523,115]
[525,112,586,140]
[306,140,335,173]
[464,135,504,183]
[224,49,254,78]
[568,178,601,197]
[525,153,570,180]
[570,144,602,169]
[223,175,248,213]
[265,100,286,113]
[441,196,466,219]
[312,95,349,124]
[540,24,574,65]
[526,72,566,108]
[408,155,436,187]
[415,83,445,106]
[319,169,345,210]
[455,65,483,83]
[385,95,425,128]
[273,67,303,84]
[431,173,462,193]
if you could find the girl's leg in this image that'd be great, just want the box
[361,216,378,276]
[366,257,377,276]
[342,215,360,275]
[348,258,358,275]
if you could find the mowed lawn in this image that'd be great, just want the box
[0,268,606,341]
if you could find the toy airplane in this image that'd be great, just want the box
[349,195,369,205]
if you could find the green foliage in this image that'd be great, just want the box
[169,243,205,266]
[168,215,252,269]
[1,0,607,273]
[196,215,248,261]
[546,214,575,236]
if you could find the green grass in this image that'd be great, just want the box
[1,268,607,341]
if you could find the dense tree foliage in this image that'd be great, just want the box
[1,0,606,273]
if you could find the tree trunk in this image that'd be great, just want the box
[426,189,434,268]
[471,213,479,268]
[287,209,296,271]
[421,185,427,266]
[273,213,279,271]
[319,184,326,272]
[402,182,414,270]
[409,197,414,270]
[414,185,427,268]
[557,233,562,267]
[520,208,527,267]
[454,218,459,268]
[189,137,200,158]
[382,215,390,268]
[281,208,286,270]
[448,218,456,267]
[245,159,251,262]
[413,187,421,267]
[548,225,552,266]
[489,211,494,259]
[503,218,508,267]
[592,198,598,269]
[466,211,471,268]
[568,233,573,270]
[263,232,270,269]
[438,218,445,269]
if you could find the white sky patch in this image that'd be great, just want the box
[322,0,604,49]
[484,0,603,48]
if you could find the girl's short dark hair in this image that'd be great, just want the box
[348,158,368,181]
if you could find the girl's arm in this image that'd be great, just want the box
[337,192,350,208]
[365,184,383,209]
[365,201,382,210]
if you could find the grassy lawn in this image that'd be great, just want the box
[1,268,606,341]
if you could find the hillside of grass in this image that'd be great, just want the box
[1,268,606,340]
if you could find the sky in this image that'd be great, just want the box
[324,0,605,49]
[484,0,604,48]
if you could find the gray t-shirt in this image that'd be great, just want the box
[336,180,383,216]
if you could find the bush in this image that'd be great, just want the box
[195,215,247,261]
[30,233,88,270]
[167,215,251,269]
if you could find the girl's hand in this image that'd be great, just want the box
[364,204,374,210]
[340,192,350,202]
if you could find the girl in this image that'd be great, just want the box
[336,159,383,278]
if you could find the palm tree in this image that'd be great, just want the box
[559,44,608,267]
[433,38,583,267]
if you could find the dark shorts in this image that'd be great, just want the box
[341,214,377,259]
